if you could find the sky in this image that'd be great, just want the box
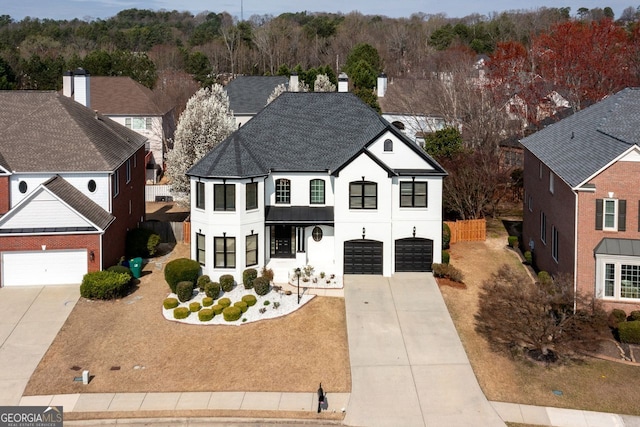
[3,0,635,21]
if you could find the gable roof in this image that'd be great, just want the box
[90,76,166,116]
[520,88,640,188]
[0,91,146,173]
[225,76,288,116]
[189,92,445,179]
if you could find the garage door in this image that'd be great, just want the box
[2,250,88,287]
[395,238,433,272]
[344,240,383,275]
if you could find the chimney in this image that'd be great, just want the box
[338,72,349,93]
[62,70,73,98]
[289,73,299,92]
[377,72,388,98]
[73,68,90,108]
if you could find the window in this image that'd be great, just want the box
[196,182,205,210]
[126,117,152,130]
[384,139,393,152]
[596,198,626,231]
[214,236,235,268]
[621,265,640,299]
[539,162,543,179]
[246,234,258,266]
[599,260,640,300]
[540,211,547,244]
[551,226,559,262]
[246,182,258,210]
[310,179,325,204]
[350,181,377,209]
[214,184,235,211]
[112,170,119,197]
[400,181,427,208]
[528,195,533,212]
[196,233,206,265]
[275,179,290,204]
[88,180,96,192]
[549,172,554,194]
[312,226,323,242]
[126,159,131,183]
[18,181,27,194]
[604,263,615,297]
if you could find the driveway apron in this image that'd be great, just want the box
[0,285,79,405]
[343,273,505,427]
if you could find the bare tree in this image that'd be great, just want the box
[475,265,607,363]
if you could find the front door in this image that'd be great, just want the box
[272,225,294,258]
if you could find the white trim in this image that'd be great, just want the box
[595,254,640,301]
[602,198,618,231]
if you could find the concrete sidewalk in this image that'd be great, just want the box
[0,285,79,405]
[343,273,505,427]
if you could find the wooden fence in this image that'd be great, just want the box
[141,220,189,244]
[445,219,486,244]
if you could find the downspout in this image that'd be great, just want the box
[573,188,578,312]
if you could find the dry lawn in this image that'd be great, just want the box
[440,217,640,416]
[24,243,351,396]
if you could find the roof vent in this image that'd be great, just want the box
[571,131,574,139]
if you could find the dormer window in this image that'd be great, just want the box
[384,139,393,152]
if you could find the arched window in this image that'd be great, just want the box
[384,139,393,152]
[309,179,325,204]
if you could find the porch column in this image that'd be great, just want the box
[296,227,306,253]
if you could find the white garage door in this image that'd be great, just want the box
[2,250,88,287]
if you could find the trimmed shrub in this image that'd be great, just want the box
[218,297,231,308]
[524,251,533,265]
[223,306,242,321]
[107,265,133,281]
[205,282,221,299]
[189,302,201,312]
[508,235,518,248]
[537,271,552,286]
[234,301,248,313]
[263,300,271,306]
[441,251,450,264]
[220,274,235,292]
[432,263,447,278]
[197,275,211,291]
[254,276,271,296]
[443,223,451,250]
[164,258,200,293]
[242,294,257,307]
[629,310,640,321]
[243,268,258,289]
[609,308,627,328]
[173,307,190,319]
[198,308,214,322]
[212,304,224,315]
[618,320,640,344]
[126,227,161,258]
[202,297,214,307]
[261,266,274,283]
[431,263,464,283]
[176,281,194,303]
[163,297,179,309]
[80,271,131,300]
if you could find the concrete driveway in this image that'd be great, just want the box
[343,273,505,427]
[0,285,79,405]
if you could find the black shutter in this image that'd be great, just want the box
[595,199,603,230]
[618,200,626,231]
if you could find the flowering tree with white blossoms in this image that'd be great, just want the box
[266,80,311,105]
[314,74,336,92]
[166,84,235,198]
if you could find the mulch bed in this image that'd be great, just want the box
[436,277,467,289]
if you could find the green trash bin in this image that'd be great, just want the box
[129,257,143,279]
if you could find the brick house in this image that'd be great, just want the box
[521,88,640,311]
[0,91,146,287]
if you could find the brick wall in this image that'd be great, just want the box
[0,176,9,215]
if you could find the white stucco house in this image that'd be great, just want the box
[187,92,447,283]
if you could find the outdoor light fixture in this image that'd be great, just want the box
[413,226,416,237]
[90,250,95,262]
[362,227,366,239]
[295,268,302,304]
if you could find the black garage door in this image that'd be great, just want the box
[344,240,383,275]
[395,238,433,272]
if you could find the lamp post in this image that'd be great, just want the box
[295,267,301,304]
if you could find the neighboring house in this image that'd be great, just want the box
[225,75,289,127]
[187,92,447,283]
[63,69,175,183]
[0,91,146,287]
[521,88,640,311]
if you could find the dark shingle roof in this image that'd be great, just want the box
[90,76,166,115]
[188,92,405,178]
[43,175,114,230]
[225,76,288,115]
[0,91,146,173]
[520,88,640,188]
